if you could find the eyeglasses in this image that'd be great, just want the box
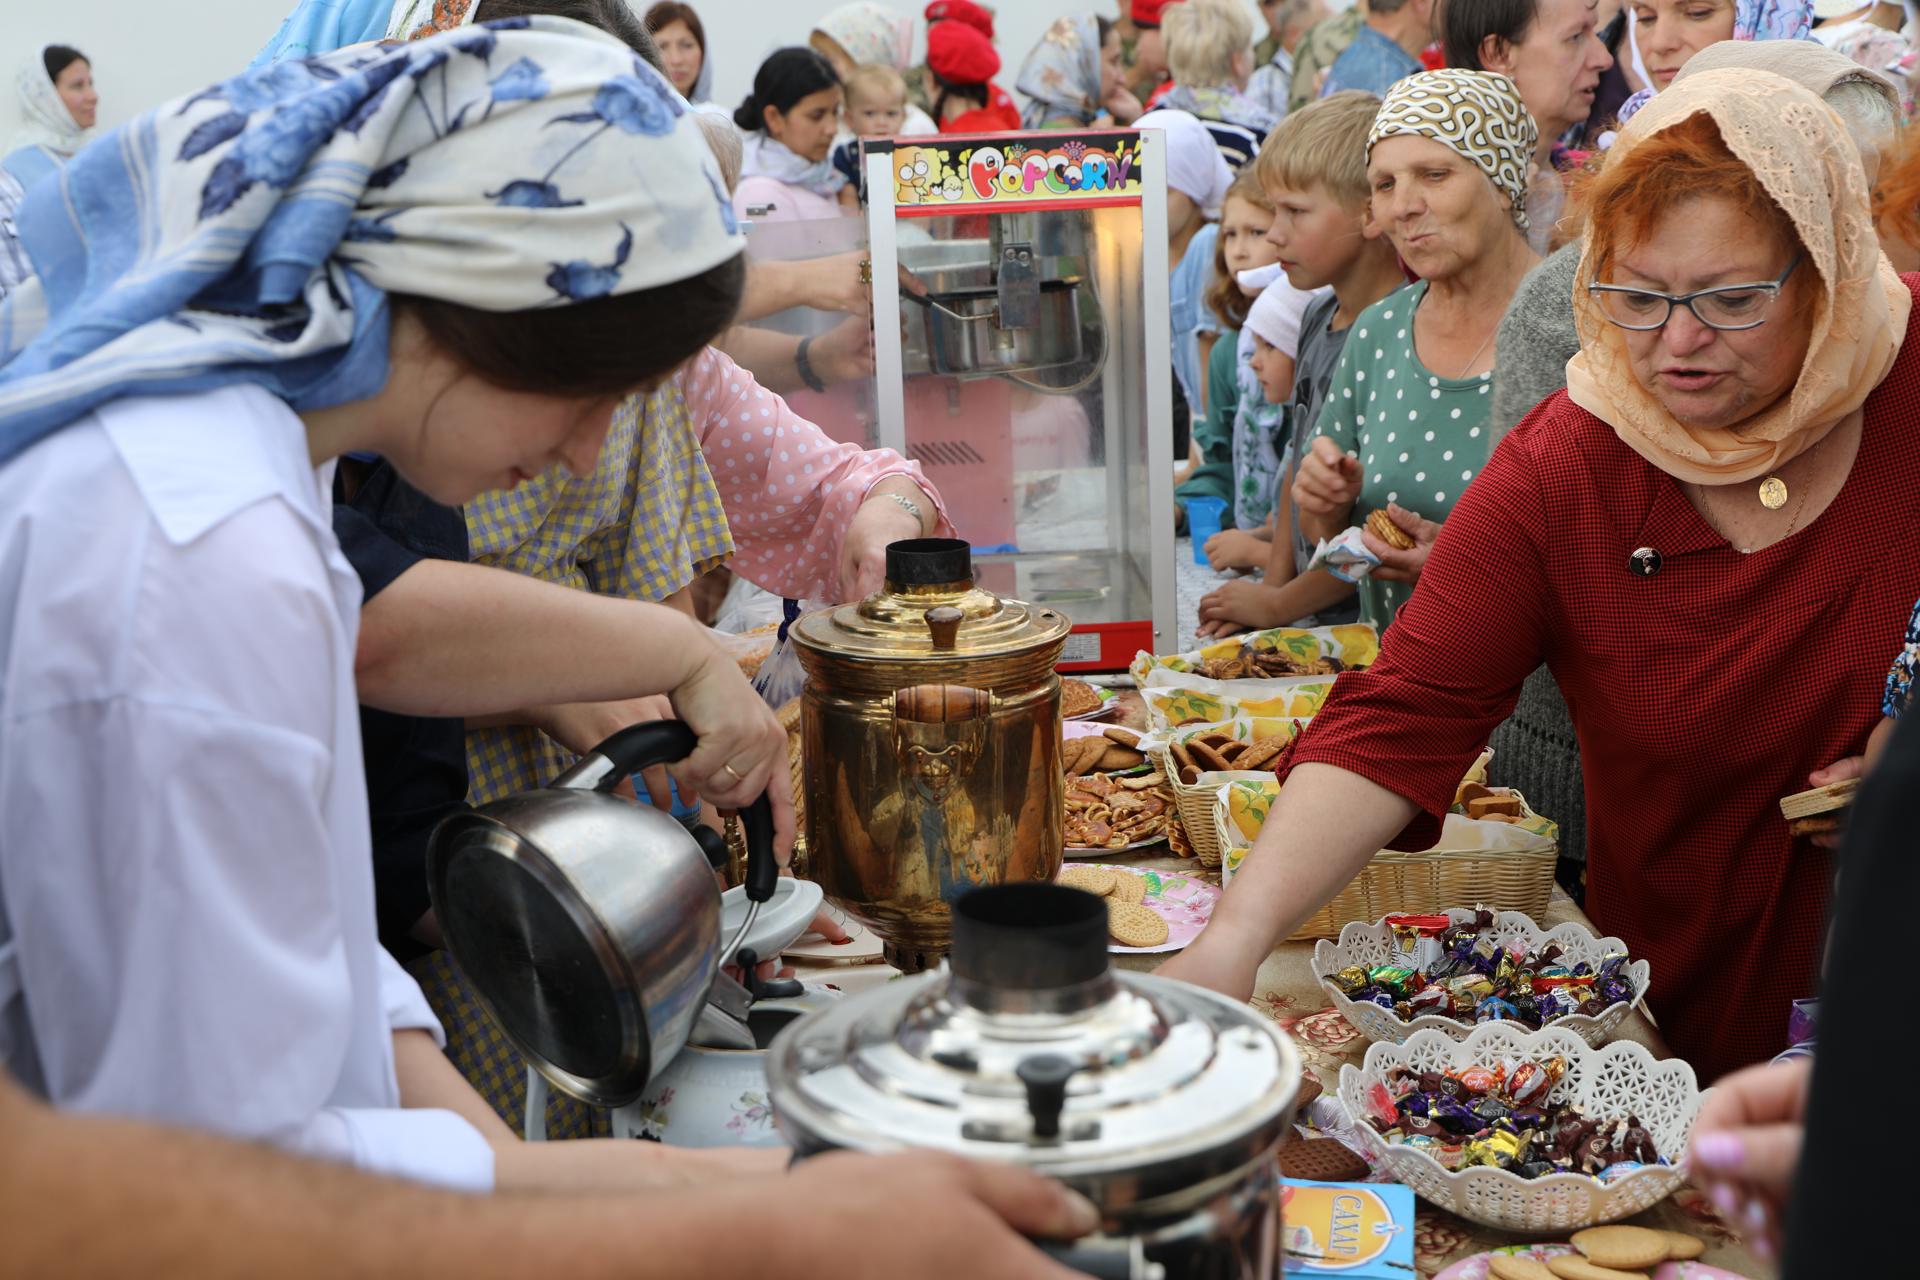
[1588,254,1803,332]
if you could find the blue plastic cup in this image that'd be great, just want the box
[1185,497,1227,565]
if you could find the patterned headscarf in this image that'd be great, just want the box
[388,0,484,40]
[12,44,94,161]
[813,2,916,71]
[1368,69,1538,230]
[1735,0,1813,41]
[1017,15,1104,128]
[1615,0,1814,126]
[0,18,744,463]
[251,0,479,67]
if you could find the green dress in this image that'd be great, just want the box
[1176,328,1239,518]
[1310,282,1495,627]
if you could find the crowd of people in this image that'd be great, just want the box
[3,0,1919,1275]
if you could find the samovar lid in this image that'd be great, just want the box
[764,885,1301,1201]
[790,538,1071,662]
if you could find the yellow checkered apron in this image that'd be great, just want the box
[465,385,733,805]
[441,384,733,1136]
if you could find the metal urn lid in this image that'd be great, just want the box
[764,885,1301,1204]
[790,538,1071,665]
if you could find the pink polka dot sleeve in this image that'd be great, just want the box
[678,348,952,601]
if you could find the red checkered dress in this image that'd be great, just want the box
[1286,281,1920,1082]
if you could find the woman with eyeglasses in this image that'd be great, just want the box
[1161,68,1920,1087]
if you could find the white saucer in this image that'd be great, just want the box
[719,877,823,964]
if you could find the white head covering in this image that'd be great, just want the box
[1244,276,1323,359]
[813,2,915,70]
[1135,108,1233,217]
[12,44,94,161]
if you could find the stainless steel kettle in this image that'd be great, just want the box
[427,721,779,1109]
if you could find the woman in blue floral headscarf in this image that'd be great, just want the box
[1016,13,1144,128]
[1612,0,1815,128]
[0,17,775,1195]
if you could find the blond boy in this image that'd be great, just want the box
[1197,90,1405,636]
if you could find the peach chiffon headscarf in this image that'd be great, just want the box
[1564,69,1910,486]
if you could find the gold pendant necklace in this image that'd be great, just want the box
[1758,475,1789,510]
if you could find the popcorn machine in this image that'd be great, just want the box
[864,129,1176,671]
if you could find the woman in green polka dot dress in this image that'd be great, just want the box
[1294,69,1543,628]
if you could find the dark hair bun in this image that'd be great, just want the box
[733,94,762,131]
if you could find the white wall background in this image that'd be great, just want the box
[1,1,1269,145]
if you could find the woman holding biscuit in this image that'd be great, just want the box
[1164,69,1920,1085]
[1289,70,1541,629]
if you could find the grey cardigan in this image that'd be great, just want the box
[1484,242,1589,866]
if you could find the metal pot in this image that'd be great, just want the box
[790,539,1072,972]
[426,721,779,1109]
[913,278,1086,377]
[767,884,1303,1279]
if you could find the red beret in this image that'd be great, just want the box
[1131,0,1184,27]
[926,20,1000,85]
[924,0,994,39]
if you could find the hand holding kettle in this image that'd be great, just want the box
[532,629,796,859]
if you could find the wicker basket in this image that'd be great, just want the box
[1215,800,1558,944]
[1158,746,1223,867]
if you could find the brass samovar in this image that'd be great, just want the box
[790,539,1071,971]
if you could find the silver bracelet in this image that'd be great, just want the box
[882,491,925,528]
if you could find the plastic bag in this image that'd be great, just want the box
[753,598,830,712]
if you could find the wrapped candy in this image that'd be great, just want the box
[1386,913,1451,971]
[1501,1056,1565,1109]
[1476,997,1521,1024]
[1450,1064,1503,1095]
[1372,1057,1669,1183]
[1445,976,1495,1010]
[1365,965,1420,999]
[1465,1127,1532,1169]
[1325,916,1637,1029]
[1328,966,1371,997]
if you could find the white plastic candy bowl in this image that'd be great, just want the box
[1337,1023,1702,1233]
[1314,908,1651,1048]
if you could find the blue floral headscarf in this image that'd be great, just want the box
[0,16,744,464]
[1615,0,1814,127]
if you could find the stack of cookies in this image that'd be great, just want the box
[1063,726,1148,777]
[1778,777,1856,839]
[1488,1226,1706,1280]
[1169,731,1290,785]
[1194,651,1349,681]
[1055,867,1169,947]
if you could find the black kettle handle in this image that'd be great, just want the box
[557,721,780,904]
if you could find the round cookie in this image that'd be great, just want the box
[1546,1259,1649,1280]
[1107,873,1147,905]
[1275,1137,1368,1182]
[1570,1225,1671,1271]
[1107,901,1169,947]
[1657,1233,1705,1262]
[1489,1259,1560,1280]
[1058,867,1114,897]
[1366,507,1416,551]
